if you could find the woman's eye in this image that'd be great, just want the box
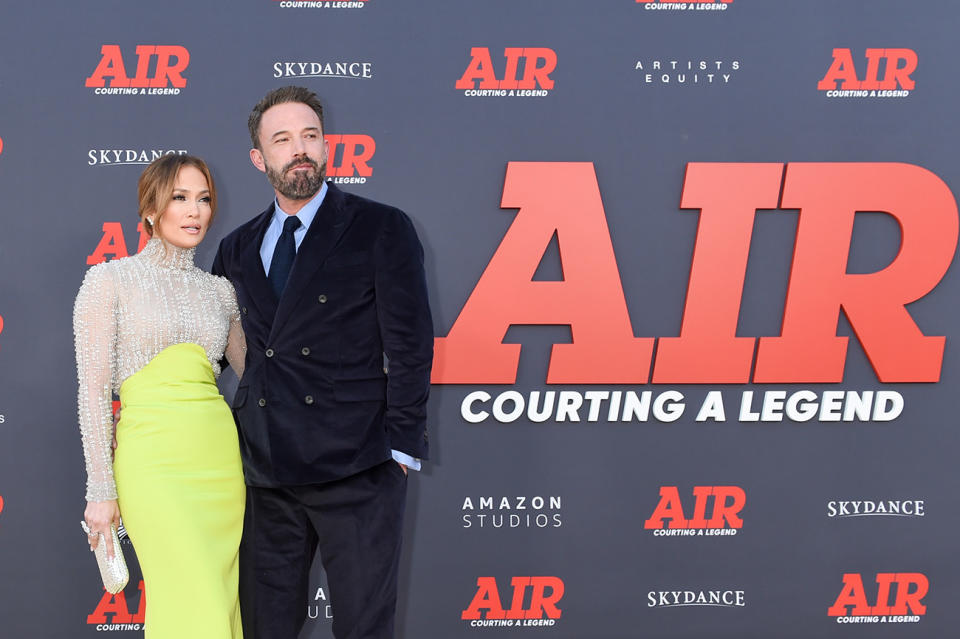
[172,194,187,201]
[200,196,211,203]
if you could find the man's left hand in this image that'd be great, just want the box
[397,462,408,476]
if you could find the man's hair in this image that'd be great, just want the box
[248,86,325,149]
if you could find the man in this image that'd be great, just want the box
[212,85,433,639]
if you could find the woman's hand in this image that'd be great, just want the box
[84,500,121,558]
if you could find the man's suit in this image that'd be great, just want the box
[212,182,432,638]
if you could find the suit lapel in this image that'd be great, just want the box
[240,205,278,321]
[270,184,352,339]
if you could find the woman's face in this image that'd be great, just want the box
[155,165,212,249]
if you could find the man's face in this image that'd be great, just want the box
[251,102,329,202]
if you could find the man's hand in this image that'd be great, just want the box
[397,462,408,476]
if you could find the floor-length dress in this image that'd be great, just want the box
[74,238,247,639]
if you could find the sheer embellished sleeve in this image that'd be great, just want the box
[73,265,119,502]
[220,279,247,379]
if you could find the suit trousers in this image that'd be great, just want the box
[239,460,408,639]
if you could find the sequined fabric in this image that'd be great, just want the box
[81,521,129,594]
[73,238,246,501]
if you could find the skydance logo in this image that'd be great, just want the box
[87,149,188,167]
[272,61,373,80]
[828,499,925,518]
[647,588,745,608]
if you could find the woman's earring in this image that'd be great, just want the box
[147,217,154,226]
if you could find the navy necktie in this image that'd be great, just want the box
[268,215,302,299]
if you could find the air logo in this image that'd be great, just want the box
[644,486,745,533]
[456,48,557,92]
[818,49,917,93]
[88,580,146,630]
[85,45,190,89]
[828,573,927,622]
[432,162,957,384]
[326,134,375,181]
[641,0,732,5]
[462,577,563,626]
[87,223,150,265]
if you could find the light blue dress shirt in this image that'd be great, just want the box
[259,183,421,472]
[259,182,327,275]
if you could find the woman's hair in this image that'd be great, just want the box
[138,154,217,238]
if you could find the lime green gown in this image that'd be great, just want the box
[74,239,246,638]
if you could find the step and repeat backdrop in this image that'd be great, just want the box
[1,1,958,637]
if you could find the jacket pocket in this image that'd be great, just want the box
[332,377,387,402]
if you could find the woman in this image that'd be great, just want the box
[74,154,246,638]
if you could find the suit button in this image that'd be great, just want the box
[258,398,266,407]
[304,395,314,405]
[318,294,328,304]
[241,306,248,315]
[301,347,311,356]
[265,348,274,358]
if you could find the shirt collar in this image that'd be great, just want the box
[138,237,196,270]
[271,181,328,232]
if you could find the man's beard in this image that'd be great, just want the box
[266,155,326,200]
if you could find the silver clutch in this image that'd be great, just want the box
[80,521,129,594]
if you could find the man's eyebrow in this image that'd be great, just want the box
[272,127,320,137]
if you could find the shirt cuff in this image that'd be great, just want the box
[391,449,421,471]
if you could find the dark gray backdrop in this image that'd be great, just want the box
[0,1,957,637]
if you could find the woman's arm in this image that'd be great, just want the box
[222,280,247,379]
[74,265,120,501]
[73,265,122,557]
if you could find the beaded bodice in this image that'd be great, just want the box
[73,239,246,501]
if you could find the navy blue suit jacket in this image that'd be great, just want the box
[212,183,432,487]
